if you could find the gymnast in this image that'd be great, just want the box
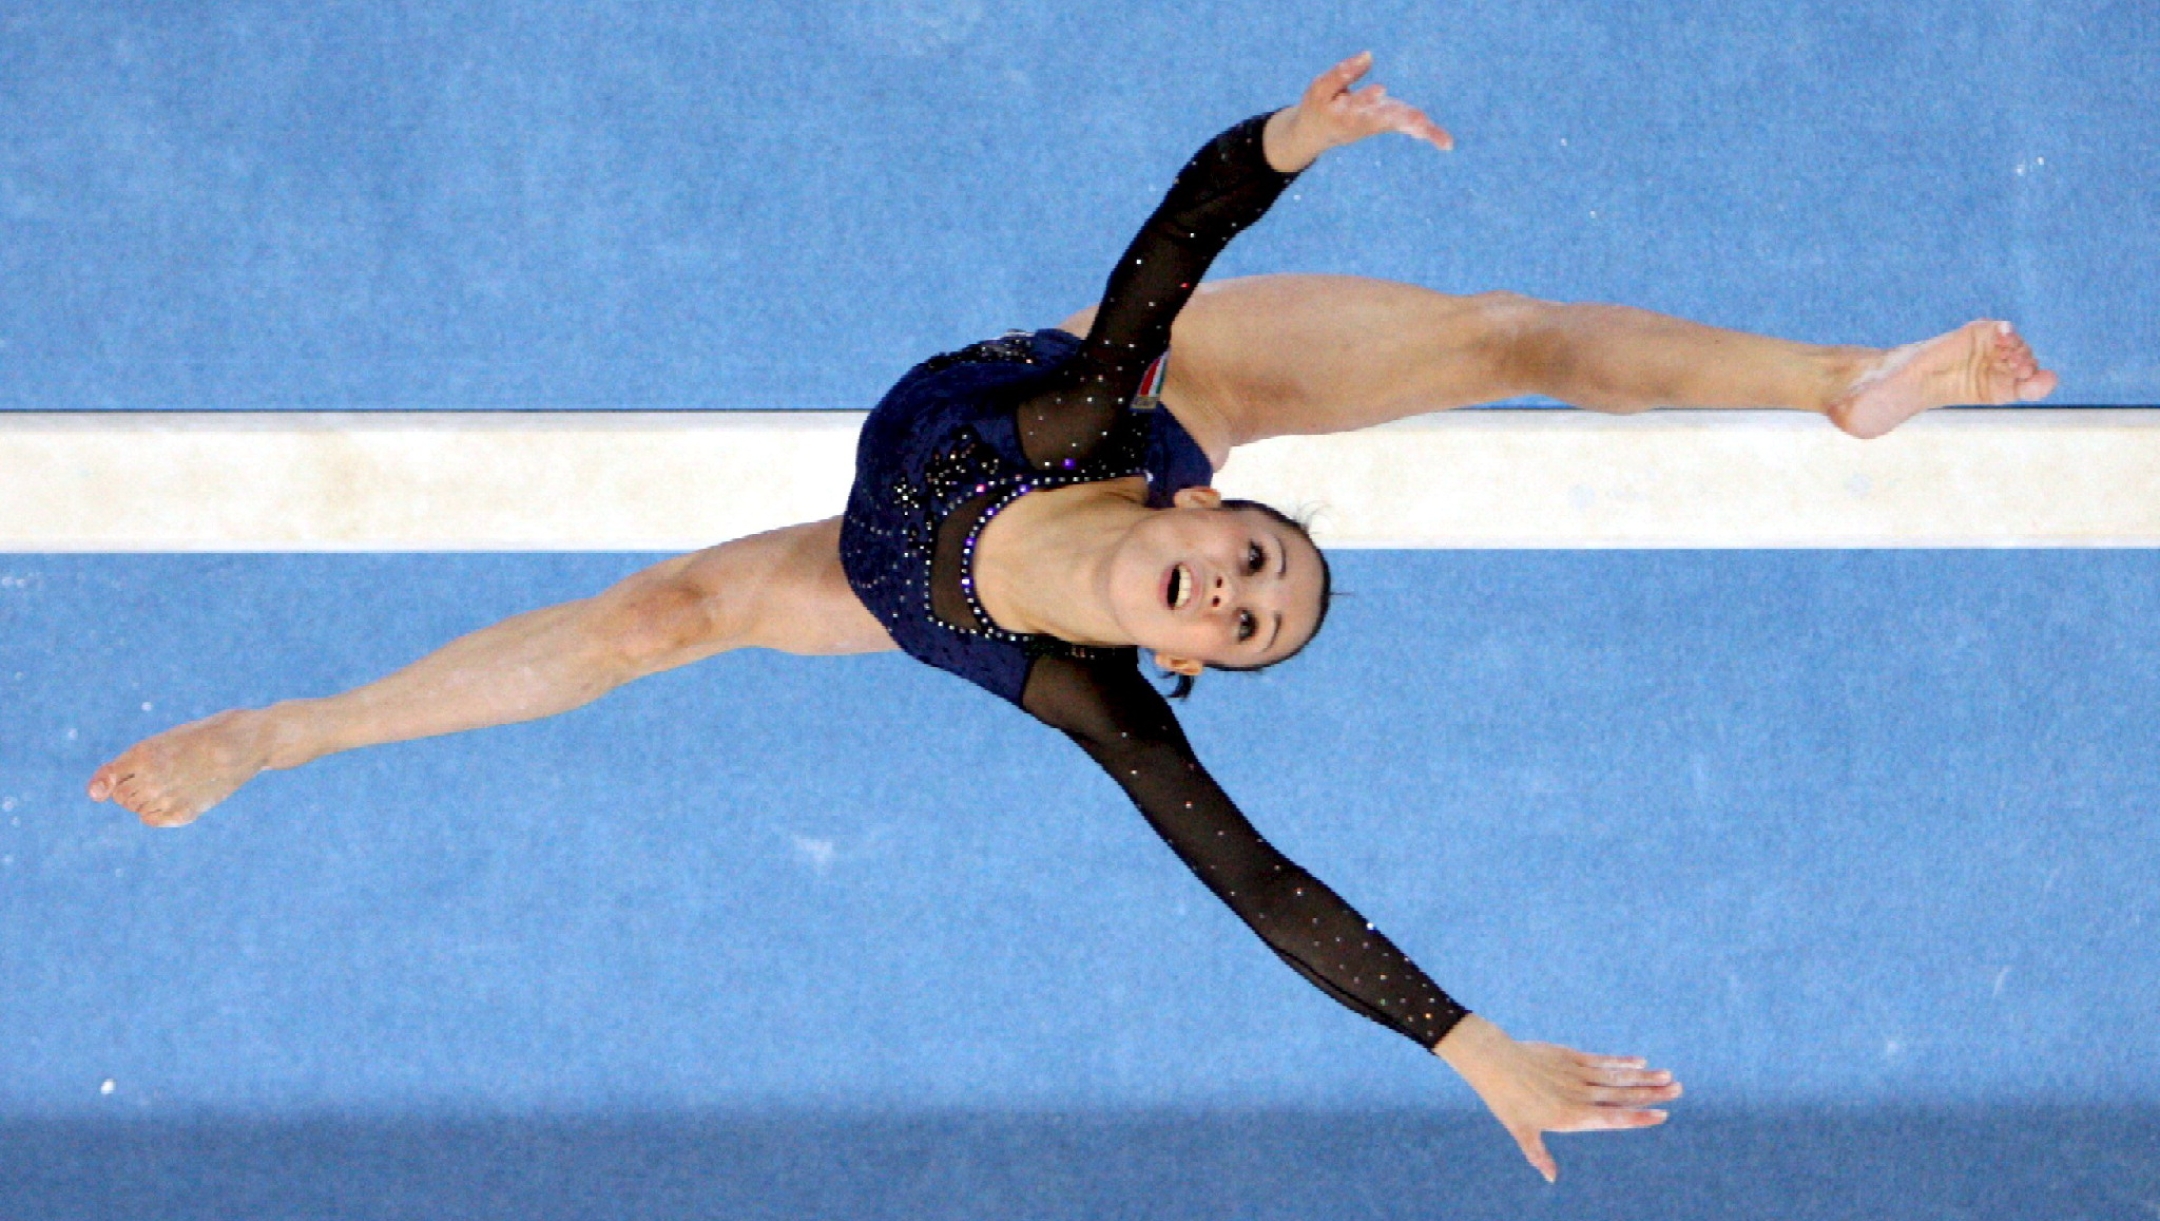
[85,53,2056,1181]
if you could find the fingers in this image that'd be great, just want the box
[1596,1066,1668,1084]
[1583,1082,1683,1107]
[1568,1106,1669,1131]
[1315,49,1375,97]
[1374,100,1452,152]
[1541,1095,1671,1133]
[1511,1128,1559,1184]
[1570,1051,1650,1070]
[1303,53,1372,112]
[1555,1048,1681,1123]
[1580,1064,1673,1088]
[1303,52,1453,155]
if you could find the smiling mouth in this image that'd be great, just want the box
[1167,563,1193,611]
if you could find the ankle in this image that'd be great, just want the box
[257,700,329,771]
[1818,345,1883,415]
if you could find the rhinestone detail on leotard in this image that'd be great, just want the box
[834,113,1472,1052]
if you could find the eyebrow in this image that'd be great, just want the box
[1264,530,1285,651]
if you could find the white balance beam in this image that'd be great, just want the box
[2,410,2155,551]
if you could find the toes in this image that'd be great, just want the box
[1980,323,2049,400]
[143,803,197,829]
[89,760,132,801]
[115,778,157,816]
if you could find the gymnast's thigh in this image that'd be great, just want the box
[1059,273,1536,455]
[645,517,896,658]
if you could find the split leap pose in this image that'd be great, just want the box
[86,53,2056,1181]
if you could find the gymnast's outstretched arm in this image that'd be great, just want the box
[85,518,893,828]
[1021,650,1680,1183]
[1016,52,1450,469]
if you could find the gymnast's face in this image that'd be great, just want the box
[1107,488,1326,675]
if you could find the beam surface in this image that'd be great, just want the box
[4,410,2155,551]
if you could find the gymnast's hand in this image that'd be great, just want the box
[1262,51,1452,173]
[1434,1013,1681,1183]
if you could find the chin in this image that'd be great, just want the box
[1102,556,1164,641]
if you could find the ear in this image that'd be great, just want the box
[1170,485,1224,511]
[1153,651,1204,678]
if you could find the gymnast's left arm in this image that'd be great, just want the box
[1256,49,1453,174]
[1014,53,1449,469]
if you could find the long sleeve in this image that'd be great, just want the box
[1022,655,1468,1049]
[1017,113,1299,469]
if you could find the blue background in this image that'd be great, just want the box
[1,0,2153,411]
[5,553,2158,1217]
[5,0,2159,1216]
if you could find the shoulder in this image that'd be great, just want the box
[1022,651,1183,746]
[1051,310,1233,471]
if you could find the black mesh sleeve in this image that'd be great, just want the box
[1021,655,1469,1050]
[1017,113,1299,469]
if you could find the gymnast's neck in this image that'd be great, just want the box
[969,477,1151,647]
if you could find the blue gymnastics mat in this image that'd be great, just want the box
[1,0,2152,412]
[5,551,2158,1218]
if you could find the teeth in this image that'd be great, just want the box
[1171,564,1191,610]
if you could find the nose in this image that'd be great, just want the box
[1208,570,1230,610]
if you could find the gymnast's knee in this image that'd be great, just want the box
[1461,290,1556,396]
[1482,293,1636,406]
[590,567,743,678]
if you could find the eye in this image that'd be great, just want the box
[1236,610,1256,642]
[1246,542,1265,573]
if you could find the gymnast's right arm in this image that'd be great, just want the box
[1020,654,1682,1184]
[1020,655,1467,1048]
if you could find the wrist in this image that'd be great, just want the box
[1260,106,1322,174]
[1433,1012,1508,1073]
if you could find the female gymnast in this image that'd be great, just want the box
[84,53,2056,1181]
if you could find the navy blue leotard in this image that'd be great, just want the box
[840,114,1468,1050]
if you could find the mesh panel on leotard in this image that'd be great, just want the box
[1015,114,1296,473]
[1020,654,1469,1049]
[844,112,1474,1052]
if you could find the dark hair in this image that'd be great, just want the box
[1160,498,1334,700]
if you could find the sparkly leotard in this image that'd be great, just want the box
[840,114,1468,1050]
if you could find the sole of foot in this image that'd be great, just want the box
[1830,320,2060,440]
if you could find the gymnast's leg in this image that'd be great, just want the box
[85,517,894,828]
[1060,273,2059,454]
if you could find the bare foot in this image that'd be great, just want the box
[1829,320,2060,439]
[86,709,278,828]
[1831,319,2064,438]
